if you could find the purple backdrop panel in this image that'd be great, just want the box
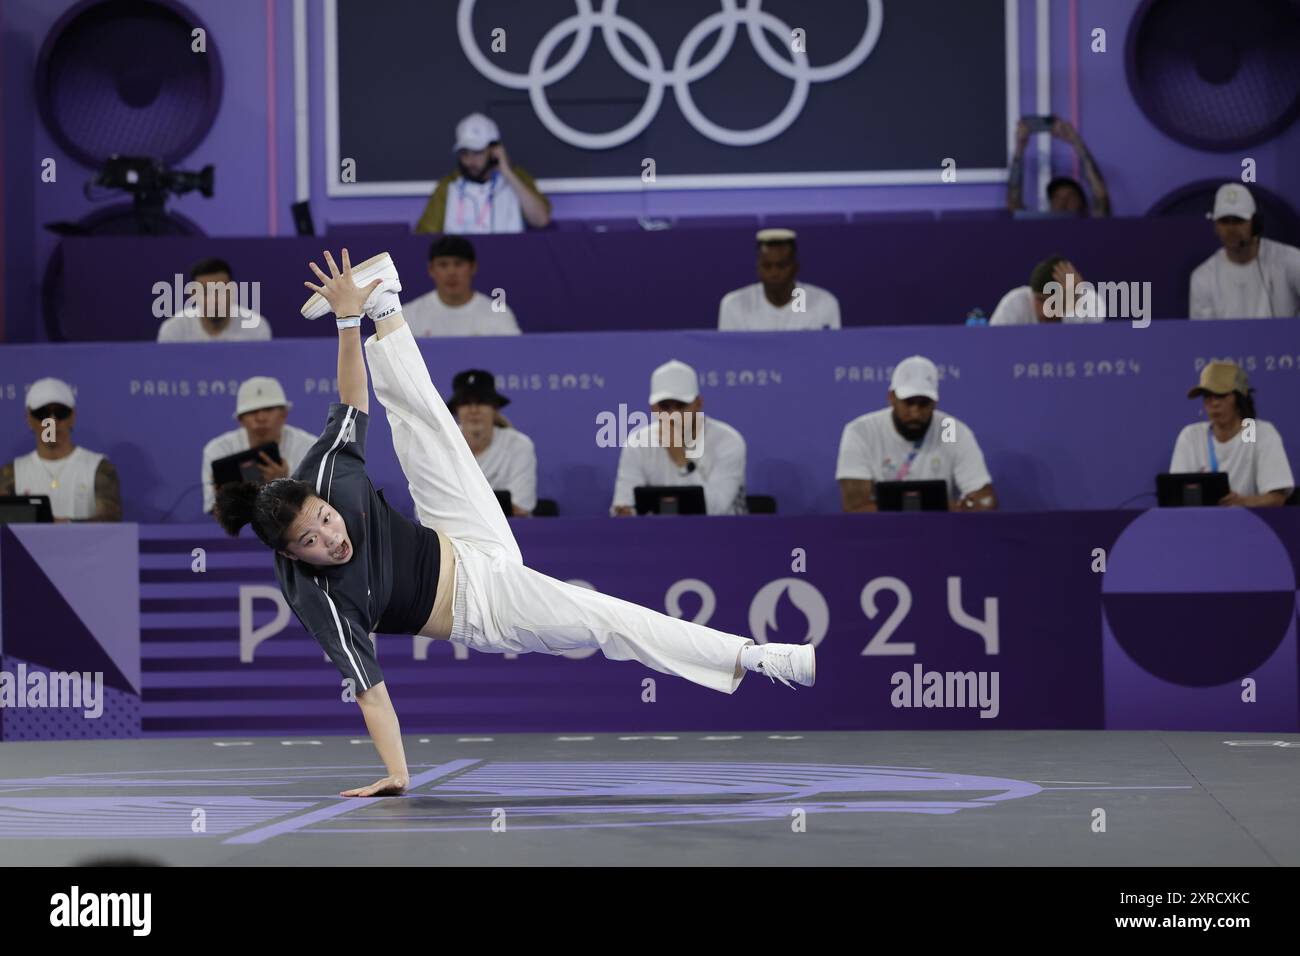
[128,509,1300,735]
[57,217,1222,340]
[3,319,1300,521]
[0,524,141,740]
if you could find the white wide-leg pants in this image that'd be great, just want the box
[363,321,752,694]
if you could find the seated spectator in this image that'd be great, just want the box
[402,236,521,337]
[415,113,551,234]
[447,369,537,516]
[836,355,996,512]
[1007,118,1111,217]
[202,377,317,516]
[989,255,1105,325]
[1189,184,1300,319]
[718,228,841,331]
[612,359,747,515]
[1169,361,1293,506]
[0,377,122,522]
[157,257,271,342]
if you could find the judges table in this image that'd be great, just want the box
[2,510,1297,739]
[3,319,1299,520]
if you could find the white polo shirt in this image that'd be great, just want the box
[989,285,1106,325]
[835,407,993,499]
[611,416,747,515]
[1169,420,1295,497]
[158,308,272,342]
[1189,238,1300,319]
[472,426,538,513]
[718,282,841,331]
[201,424,318,513]
[402,290,521,337]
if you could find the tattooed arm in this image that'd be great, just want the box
[0,462,13,496]
[73,459,123,522]
[1054,120,1111,217]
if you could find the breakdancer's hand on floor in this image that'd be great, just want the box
[304,248,383,318]
[340,774,409,798]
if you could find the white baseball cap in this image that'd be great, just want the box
[26,377,76,411]
[1209,183,1256,221]
[649,359,699,405]
[453,112,500,153]
[889,355,939,402]
[234,376,293,419]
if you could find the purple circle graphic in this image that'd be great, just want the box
[1103,509,1295,686]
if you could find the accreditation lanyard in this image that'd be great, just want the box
[1206,427,1219,472]
[894,441,924,481]
[454,174,496,231]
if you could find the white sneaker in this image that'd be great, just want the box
[300,251,402,320]
[755,642,815,689]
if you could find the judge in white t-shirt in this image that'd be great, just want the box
[201,376,318,515]
[836,355,996,512]
[401,235,522,337]
[1189,184,1300,320]
[1169,361,1294,506]
[611,359,748,515]
[2,377,122,522]
[718,228,842,331]
[989,255,1106,325]
[157,257,272,342]
[448,369,537,516]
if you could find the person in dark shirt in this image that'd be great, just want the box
[218,250,816,799]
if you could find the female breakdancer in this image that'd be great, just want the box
[217,250,814,797]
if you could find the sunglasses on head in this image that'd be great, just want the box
[29,404,72,421]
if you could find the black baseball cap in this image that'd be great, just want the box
[446,369,509,409]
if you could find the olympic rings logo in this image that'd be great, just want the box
[457,0,883,149]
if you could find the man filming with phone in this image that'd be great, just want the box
[416,112,552,234]
[1007,115,1111,218]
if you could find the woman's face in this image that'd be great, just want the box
[1202,392,1240,427]
[279,495,354,566]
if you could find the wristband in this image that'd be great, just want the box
[336,314,363,330]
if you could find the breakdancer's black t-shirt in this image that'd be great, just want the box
[273,402,440,693]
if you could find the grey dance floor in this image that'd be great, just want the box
[1,731,1296,866]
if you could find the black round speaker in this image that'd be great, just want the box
[35,0,223,168]
[1126,0,1300,151]
[1148,179,1300,248]
[42,204,205,343]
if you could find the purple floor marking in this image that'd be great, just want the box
[221,758,481,845]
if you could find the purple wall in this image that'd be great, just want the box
[6,510,1298,737]
[5,0,1300,341]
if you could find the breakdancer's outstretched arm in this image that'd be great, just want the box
[302,250,414,796]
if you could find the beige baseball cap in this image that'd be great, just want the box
[1188,361,1248,398]
[234,376,293,419]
